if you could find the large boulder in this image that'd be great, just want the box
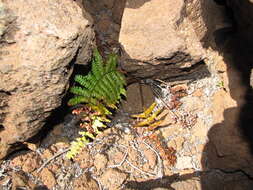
[0,0,94,159]
[118,0,226,80]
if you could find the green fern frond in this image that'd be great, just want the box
[104,74,118,100]
[67,49,126,159]
[116,72,127,85]
[92,49,104,79]
[68,96,89,106]
[68,48,126,112]
[74,75,90,87]
[105,53,117,72]
[69,86,89,97]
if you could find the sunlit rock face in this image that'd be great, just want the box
[0,0,95,159]
[118,0,225,80]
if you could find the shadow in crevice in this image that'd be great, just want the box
[124,169,253,190]
[124,0,151,9]
[122,0,253,189]
[201,0,253,155]
[199,0,253,189]
[81,0,127,56]
[31,51,92,146]
[124,172,201,190]
[80,0,152,58]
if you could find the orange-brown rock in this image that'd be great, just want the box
[73,174,99,190]
[119,0,226,80]
[39,168,56,189]
[0,0,94,159]
[99,168,128,189]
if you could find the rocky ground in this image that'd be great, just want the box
[1,48,252,190]
[1,0,253,189]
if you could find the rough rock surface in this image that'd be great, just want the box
[73,174,99,190]
[0,0,94,159]
[1,51,253,189]
[118,0,226,80]
[120,0,187,62]
[2,48,253,189]
[0,0,253,189]
[82,0,126,55]
[185,0,232,46]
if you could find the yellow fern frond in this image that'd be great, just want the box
[133,108,162,128]
[131,102,157,119]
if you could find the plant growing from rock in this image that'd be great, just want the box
[66,49,126,159]
[132,102,163,130]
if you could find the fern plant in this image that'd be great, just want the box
[66,49,126,159]
[68,48,126,115]
[132,102,163,130]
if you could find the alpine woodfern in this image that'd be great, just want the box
[66,49,126,159]
[68,48,126,115]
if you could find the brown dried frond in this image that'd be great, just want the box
[144,133,177,166]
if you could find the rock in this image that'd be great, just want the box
[10,152,41,173]
[107,151,125,166]
[204,82,253,177]
[74,149,93,169]
[12,170,36,190]
[223,0,253,161]
[73,174,99,190]
[205,109,253,176]
[0,2,15,42]
[96,14,113,33]
[112,0,126,24]
[120,0,186,62]
[185,0,231,45]
[0,0,94,159]
[119,0,225,80]
[94,153,108,173]
[171,179,201,190]
[41,149,54,160]
[167,137,185,152]
[39,168,56,189]
[191,121,209,139]
[175,156,193,170]
[122,83,154,114]
[103,0,115,9]
[201,170,253,190]
[142,148,157,170]
[99,168,128,189]
[192,89,203,97]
